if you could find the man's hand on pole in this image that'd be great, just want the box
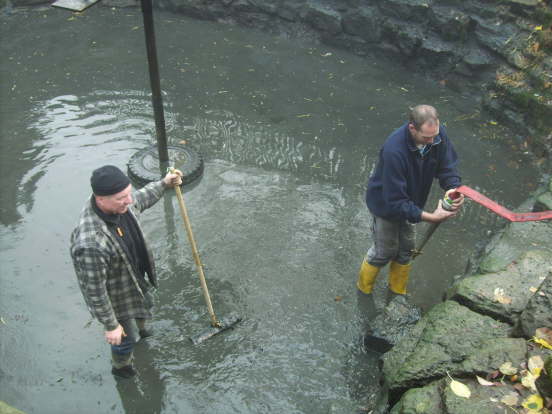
[163,168,183,187]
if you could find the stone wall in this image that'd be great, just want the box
[7,0,552,161]
[137,0,552,165]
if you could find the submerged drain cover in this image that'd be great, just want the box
[127,144,204,187]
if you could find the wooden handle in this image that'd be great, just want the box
[174,185,219,327]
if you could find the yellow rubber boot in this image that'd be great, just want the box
[357,260,380,294]
[388,262,412,295]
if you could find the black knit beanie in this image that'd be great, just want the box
[90,165,130,196]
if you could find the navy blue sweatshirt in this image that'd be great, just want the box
[366,123,461,223]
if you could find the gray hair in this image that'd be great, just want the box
[409,105,439,130]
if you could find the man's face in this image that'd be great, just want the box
[409,120,440,146]
[96,184,133,215]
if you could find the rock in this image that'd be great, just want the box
[536,355,552,399]
[442,376,523,414]
[450,250,551,324]
[341,7,381,43]
[391,369,546,413]
[382,21,423,56]
[417,33,458,72]
[383,301,517,394]
[363,295,422,354]
[473,17,517,55]
[535,191,552,211]
[169,0,227,21]
[520,270,552,338]
[377,0,431,23]
[302,1,342,35]
[505,0,540,5]
[463,46,494,68]
[478,219,552,274]
[430,6,473,42]
[460,337,527,373]
[389,379,442,414]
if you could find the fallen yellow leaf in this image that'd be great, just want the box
[499,361,518,376]
[535,25,543,31]
[528,355,544,376]
[522,394,543,412]
[533,337,552,350]
[450,379,471,398]
[476,375,495,386]
[521,371,538,392]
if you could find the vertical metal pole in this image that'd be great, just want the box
[140,0,169,163]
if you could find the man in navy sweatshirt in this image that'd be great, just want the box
[357,105,464,296]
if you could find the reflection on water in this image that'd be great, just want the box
[0,5,541,414]
[116,343,166,414]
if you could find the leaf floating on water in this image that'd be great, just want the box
[179,140,187,145]
[499,361,518,376]
[131,26,140,31]
[450,379,471,398]
[500,392,519,406]
[476,375,495,386]
[522,394,544,412]
[334,296,343,302]
[321,52,332,57]
[0,317,5,325]
[296,114,312,118]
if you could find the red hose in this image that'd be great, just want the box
[456,185,552,222]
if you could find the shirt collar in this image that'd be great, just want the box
[407,128,442,152]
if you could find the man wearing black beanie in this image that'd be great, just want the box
[70,165,182,379]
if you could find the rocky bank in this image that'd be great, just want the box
[376,179,552,413]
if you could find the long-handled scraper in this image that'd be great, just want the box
[171,169,241,344]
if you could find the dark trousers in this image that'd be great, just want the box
[111,291,153,368]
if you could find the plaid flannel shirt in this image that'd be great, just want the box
[70,180,165,331]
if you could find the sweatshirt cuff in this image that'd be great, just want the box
[103,318,119,331]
